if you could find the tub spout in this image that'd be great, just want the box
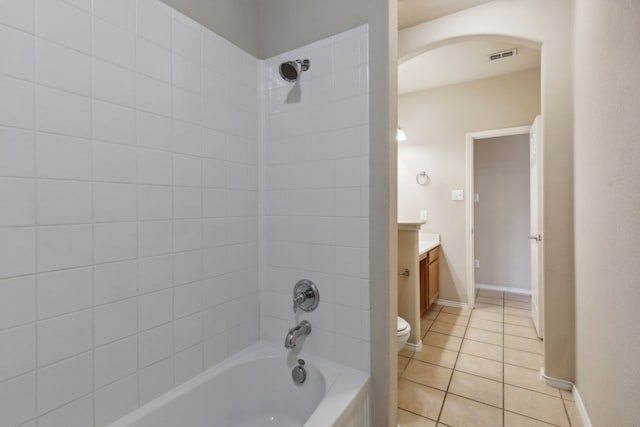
[284,320,311,349]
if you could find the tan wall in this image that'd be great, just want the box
[573,0,640,424]
[398,69,540,301]
[474,134,531,290]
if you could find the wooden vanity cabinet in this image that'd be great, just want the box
[419,246,440,314]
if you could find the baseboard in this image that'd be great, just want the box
[404,340,423,352]
[476,283,532,295]
[572,384,593,427]
[435,299,471,309]
[539,369,593,427]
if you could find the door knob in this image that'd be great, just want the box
[528,234,542,242]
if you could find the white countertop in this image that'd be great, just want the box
[419,233,440,255]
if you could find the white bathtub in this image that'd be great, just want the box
[108,342,370,427]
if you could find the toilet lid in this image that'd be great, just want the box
[397,317,409,333]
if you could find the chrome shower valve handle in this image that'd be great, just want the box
[292,279,319,313]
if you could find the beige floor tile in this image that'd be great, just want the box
[460,339,503,362]
[504,411,557,426]
[504,293,532,303]
[504,306,531,318]
[421,318,434,334]
[455,353,503,382]
[423,331,463,352]
[476,296,503,306]
[431,304,445,312]
[560,388,574,401]
[425,310,440,320]
[471,310,503,322]
[400,347,415,357]
[435,312,469,327]
[448,370,503,408]
[402,359,453,391]
[468,317,503,333]
[430,321,467,338]
[563,399,585,427]
[398,355,411,376]
[504,300,532,310]
[504,364,560,397]
[441,306,471,316]
[465,327,503,346]
[477,290,504,299]
[504,314,534,327]
[398,378,446,420]
[413,344,458,369]
[504,323,539,339]
[504,335,543,354]
[439,393,503,427]
[504,385,569,427]
[474,303,504,314]
[398,409,437,427]
[504,348,543,370]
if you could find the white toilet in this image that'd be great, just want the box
[396,316,411,352]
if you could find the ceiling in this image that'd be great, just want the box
[398,0,495,30]
[398,39,541,94]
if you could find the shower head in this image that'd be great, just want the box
[279,59,310,83]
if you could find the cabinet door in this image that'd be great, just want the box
[428,258,439,307]
[419,258,428,315]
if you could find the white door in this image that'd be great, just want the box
[529,116,543,338]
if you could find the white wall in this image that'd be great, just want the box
[474,134,531,291]
[0,1,260,425]
[398,69,540,302]
[573,0,640,424]
[261,26,371,370]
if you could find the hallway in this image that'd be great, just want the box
[397,290,583,426]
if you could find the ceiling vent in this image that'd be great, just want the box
[488,48,518,62]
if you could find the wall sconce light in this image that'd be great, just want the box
[396,127,407,142]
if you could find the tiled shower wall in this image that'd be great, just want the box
[261,25,371,371]
[0,0,259,426]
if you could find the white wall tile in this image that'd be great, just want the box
[139,357,172,405]
[174,281,202,319]
[173,250,202,285]
[0,275,35,328]
[172,54,200,93]
[171,15,200,63]
[93,141,136,183]
[94,298,136,346]
[0,127,34,178]
[93,222,137,264]
[94,335,137,388]
[174,343,202,384]
[202,28,227,74]
[137,255,172,294]
[93,59,135,107]
[138,323,172,368]
[0,75,34,129]
[203,188,226,218]
[0,177,35,226]
[37,225,92,272]
[203,332,227,368]
[37,0,91,53]
[94,373,138,427]
[174,312,202,352]
[37,352,92,414]
[38,309,92,366]
[136,74,171,117]
[0,324,36,382]
[36,85,90,138]
[173,187,202,219]
[137,148,172,185]
[36,38,91,96]
[138,220,172,257]
[93,101,136,145]
[94,260,137,305]
[93,0,135,32]
[138,185,172,220]
[0,372,36,425]
[136,36,171,82]
[136,0,171,49]
[35,133,91,180]
[201,128,226,159]
[93,17,134,69]
[172,87,201,124]
[37,267,92,319]
[0,0,35,33]
[37,394,93,427]
[173,154,202,187]
[93,183,137,223]
[173,119,202,155]
[0,24,34,80]
[173,219,202,253]
[37,180,92,225]
[138,289,172,331]
[137,111,172,151]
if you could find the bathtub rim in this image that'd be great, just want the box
[107,340,370,427]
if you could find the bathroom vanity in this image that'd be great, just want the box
[419,241,440,315]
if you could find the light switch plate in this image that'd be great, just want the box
[419,210,427,221]
[451,190,464,201]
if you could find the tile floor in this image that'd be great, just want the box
[397,289,584,427]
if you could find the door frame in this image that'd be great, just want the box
[465,125,532,308]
